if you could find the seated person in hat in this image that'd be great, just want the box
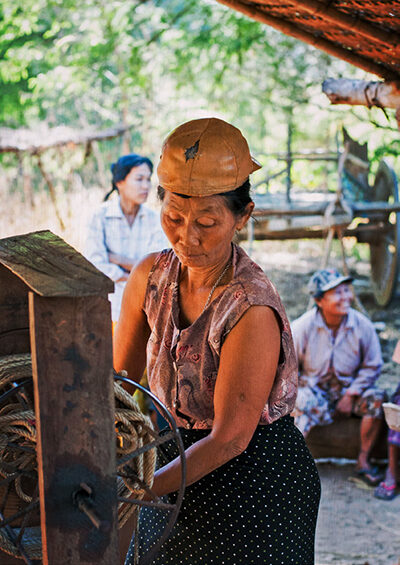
[291,268,386,483]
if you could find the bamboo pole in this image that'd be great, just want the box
[258,0,400,50]
[216,0,400,80]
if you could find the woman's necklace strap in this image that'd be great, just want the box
[201,257,232,315]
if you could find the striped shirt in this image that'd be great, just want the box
[85,196,168,320]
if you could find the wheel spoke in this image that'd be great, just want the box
[0,499,39,529]
[117,496,176,511]
[117,430,175,468]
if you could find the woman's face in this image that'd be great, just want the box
[116,163,152,206]
[316,283,353,318]
[161,191,252,269]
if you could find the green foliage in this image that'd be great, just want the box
[0,0,353,128]
[1,0,398,196]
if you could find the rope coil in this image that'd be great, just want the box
[0,354,157,559]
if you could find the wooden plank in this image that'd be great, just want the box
[216,0,400,81]
[0,124,131,154]
[29,293,119,565]
[0,265,30,355]
[0,231,114,298]
[252,199,400,218]
[239,219,385,241]
[287,0,399,49]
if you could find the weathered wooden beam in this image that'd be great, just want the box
[275,154,337,162]
[29,293,119,565]
[277,0,400,50]
[240,221,386,241]
[323,78,400,109]
[0,266,30,356]
[215,0,400,80]
[0,231,114,297]
[0,125,132,155]
[252,200,400,217]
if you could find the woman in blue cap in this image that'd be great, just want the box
[86,153,168,323]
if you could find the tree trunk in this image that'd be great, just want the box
[18,153,35,208]
[36,154,66,231]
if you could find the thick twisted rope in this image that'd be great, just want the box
[0,354,157,559]
[114,380,157,528]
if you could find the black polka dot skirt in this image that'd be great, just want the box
[125,415,320,565]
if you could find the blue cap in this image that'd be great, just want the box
[308,268,353,298]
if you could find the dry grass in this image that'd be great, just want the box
[1,186,105,253]
[1,186,163,254]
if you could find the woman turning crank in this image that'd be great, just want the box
[114,117,320,564]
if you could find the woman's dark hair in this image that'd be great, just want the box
[104,153,153,201]
[157,178,252,218]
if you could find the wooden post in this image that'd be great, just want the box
[35,154,66,232]
[29,293,119,565]
[0,231,117,563]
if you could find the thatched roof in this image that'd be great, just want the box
[0,124,130,154]
[217,0,400,81]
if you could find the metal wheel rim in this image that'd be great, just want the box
[114,375,186,565]
[0,370,186,565]
[369,159,400,307]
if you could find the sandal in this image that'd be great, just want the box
[355,465,383,486]
[374,481,397,501]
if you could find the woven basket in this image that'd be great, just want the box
[383,402,400,432]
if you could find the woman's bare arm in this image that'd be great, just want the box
[113,253,157,393]
[147,305,281,497]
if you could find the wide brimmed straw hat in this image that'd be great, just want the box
[157,117,261,197]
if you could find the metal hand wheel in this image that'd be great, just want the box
[114,372,186,565]
[0,355,186,565]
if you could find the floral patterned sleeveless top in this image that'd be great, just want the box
[144,244,298,429]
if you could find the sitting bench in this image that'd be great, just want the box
[306,416,388,460]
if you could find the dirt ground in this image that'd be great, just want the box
[248,238,400,565]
